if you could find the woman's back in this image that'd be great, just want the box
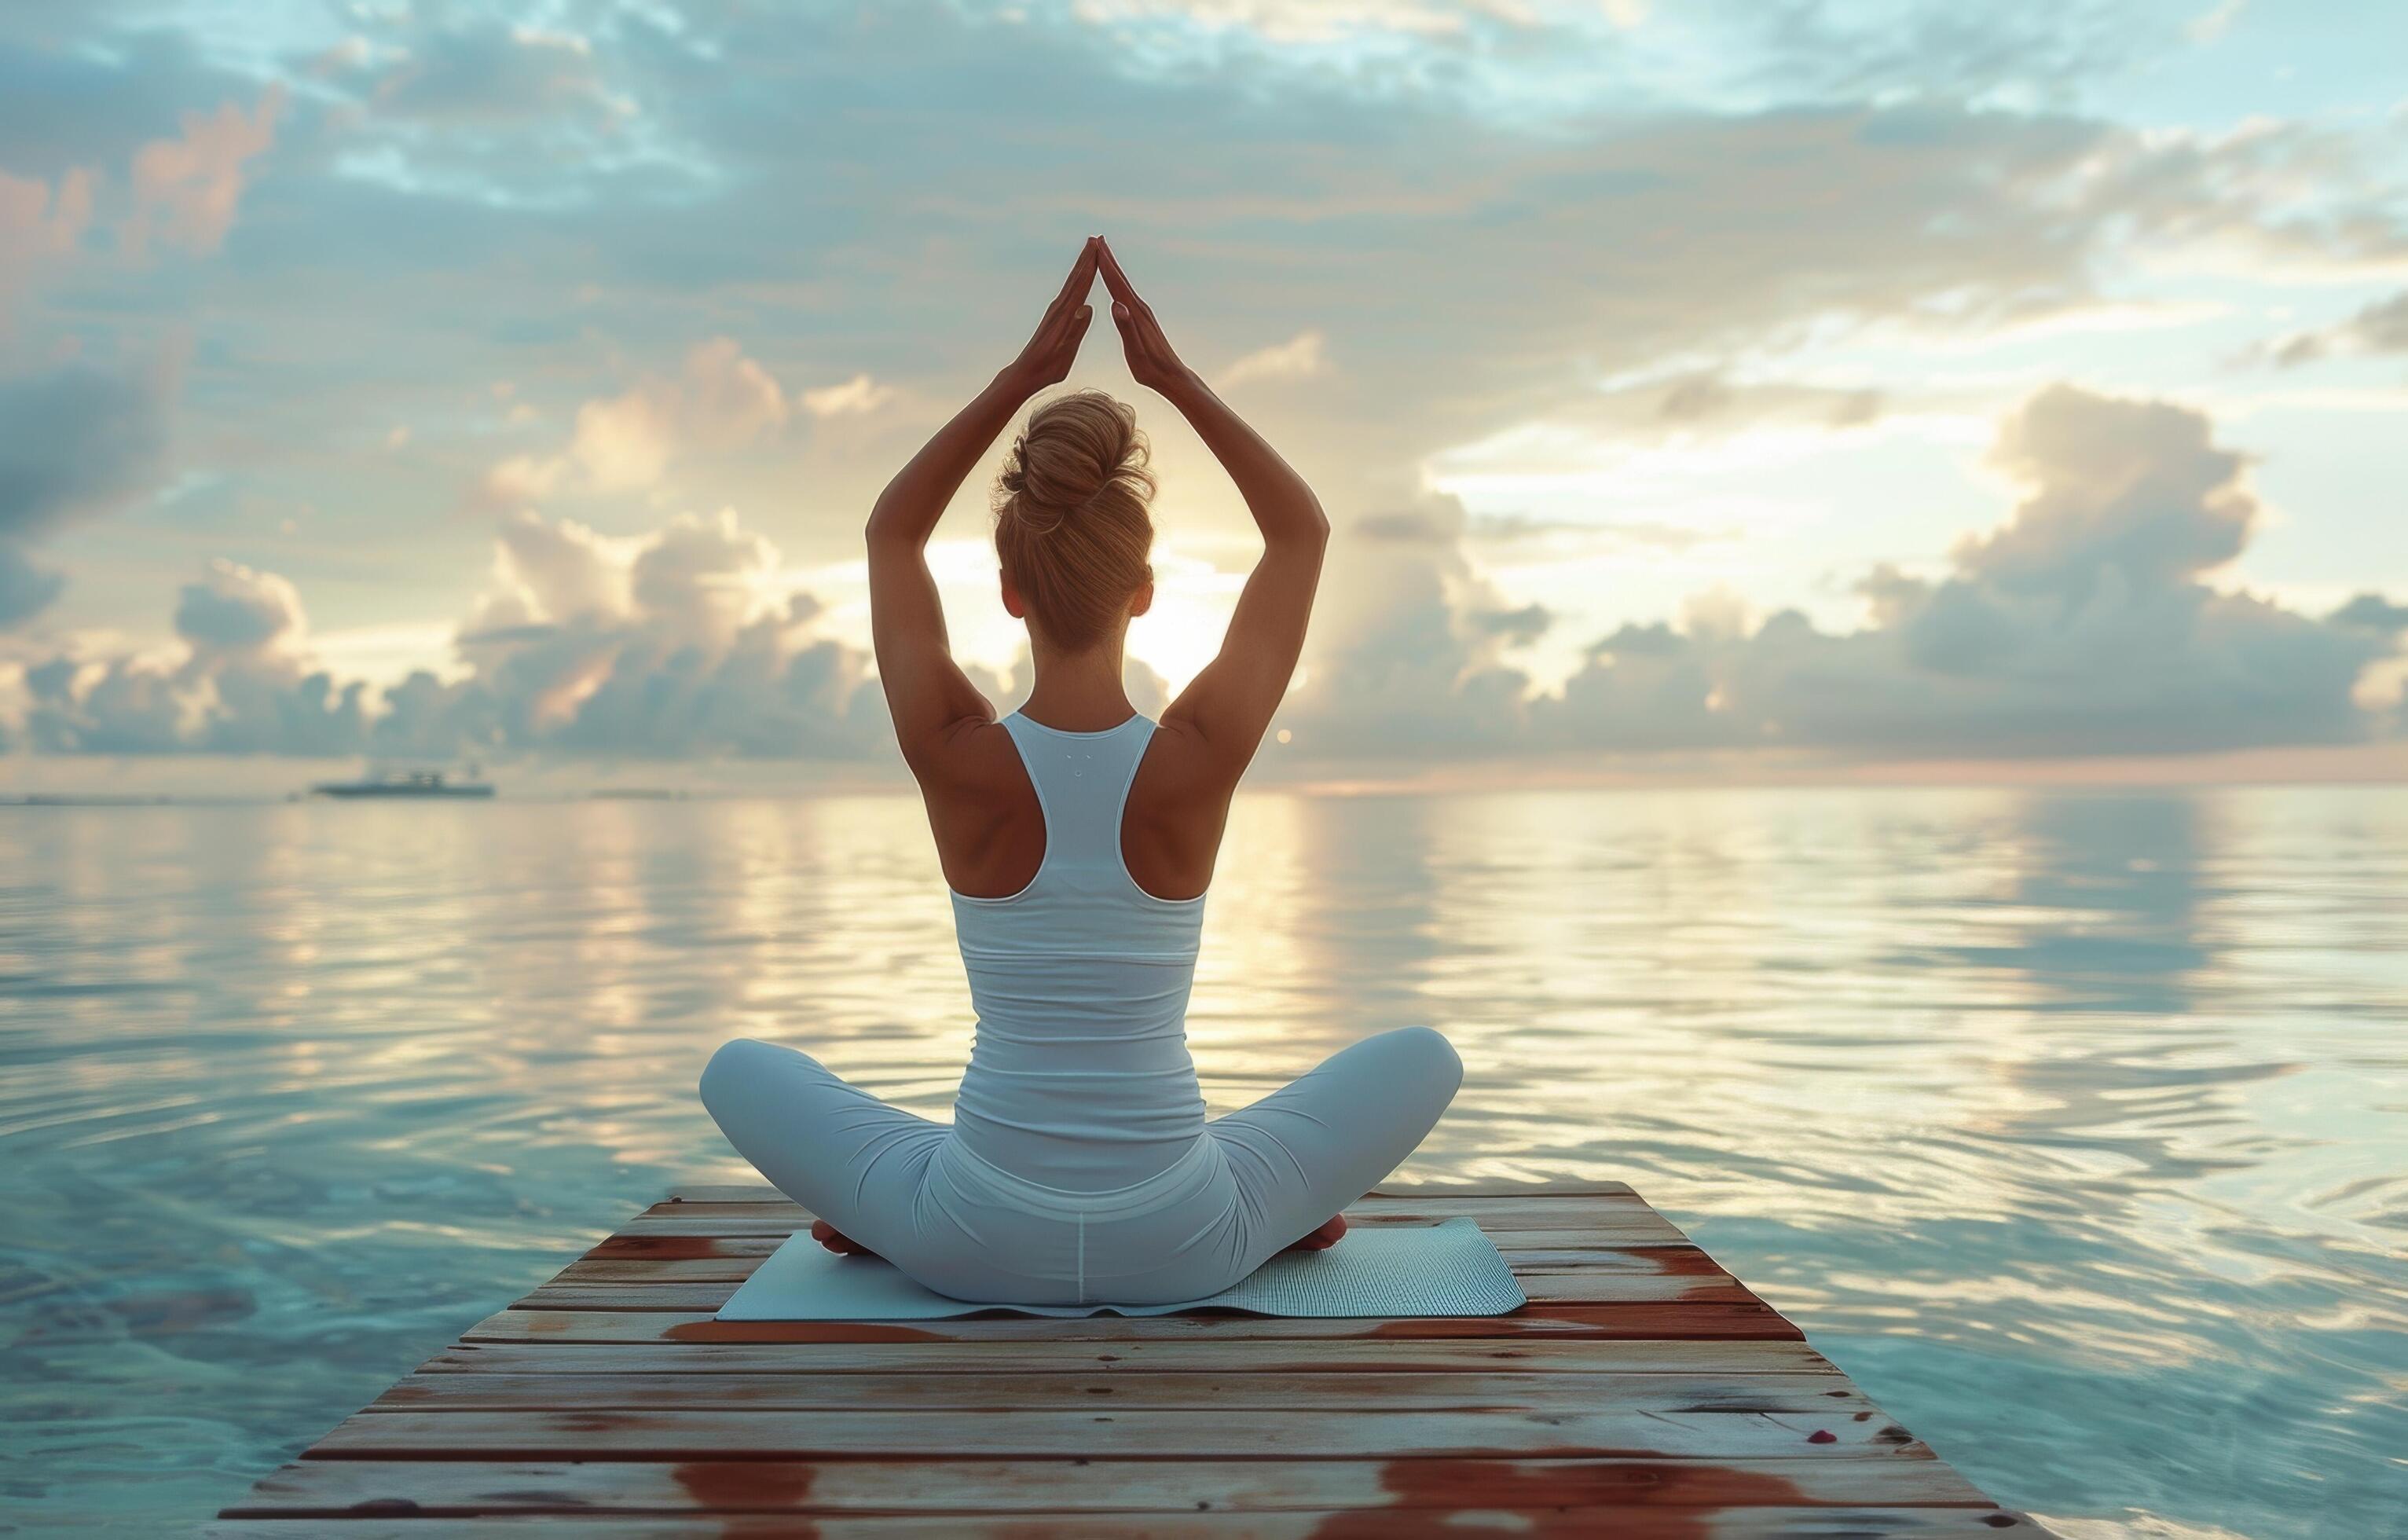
[948,711,1208,1190]
[698,237,1458,1304]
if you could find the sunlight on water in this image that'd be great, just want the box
[2,786,2404,1535]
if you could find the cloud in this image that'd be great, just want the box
[16,508,885,761]
[7,388,2400,766]
[1955,383,2255,599]
[0,358,174,628]
[138,0,2392,553]
[427,508,883,758]
[0,164,92,312]
[2186,0,2249,45]
[26,556,365,756]
[11,3,2392,578]
[1222,329,1331,387]
[1058,1,2244,132]
[0,540,64,627]
[479,509,633,625]
[372,25,614,126]
[2331,593,2408,635]
[629,508,779,647]
[1281,385,2403,761]
[1,72,275,321]
[1446,372,1891,459]
[1279,493,1550,755]
[799,373,897,417]
[479,339,789,506]
[174,559,306,652]
[295,11,706,206]
[1470,601,1550,644]
[2266,291,2408,366]
[2,1,2403,772]
[0,360,174,541]
[22,654,198,755]
[123,90,280,258]
[1070,0,1479,46]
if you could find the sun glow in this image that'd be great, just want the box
[784,538,1243,701]
[1129,544,1246,695]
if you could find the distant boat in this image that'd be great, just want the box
[310,769,495,800]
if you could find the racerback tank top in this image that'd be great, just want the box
[947,711,1209,1192]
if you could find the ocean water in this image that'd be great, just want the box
[2,785,2403,1537]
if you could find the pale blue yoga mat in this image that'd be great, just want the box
[716,1217,1527,1320]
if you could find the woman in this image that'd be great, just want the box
[701,237,1461,1305]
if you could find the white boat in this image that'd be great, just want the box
[310,768,495,800]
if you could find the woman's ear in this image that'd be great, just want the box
[999,569,1027,619]
[1127,578,1156,619]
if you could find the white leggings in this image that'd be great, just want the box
[699,1025,1463,1306]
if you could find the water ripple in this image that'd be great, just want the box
[0,786,2403,1536]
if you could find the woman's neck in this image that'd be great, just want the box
[1019,638,1136,732]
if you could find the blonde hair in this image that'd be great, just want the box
[993,389,1156,651]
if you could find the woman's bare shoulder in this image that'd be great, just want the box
[907,713,1017,793]
[1123,717,1236,900]
[1136,713,1236,795]
[916,719,1045,898]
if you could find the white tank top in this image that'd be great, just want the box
[947,711,1209,1191]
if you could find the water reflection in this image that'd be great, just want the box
[1937,793,2216,1014]
[0,787,2403,1537]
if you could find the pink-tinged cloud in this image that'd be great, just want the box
[0,167,93,314]
[477,339,790,508]
[123,90,283,259]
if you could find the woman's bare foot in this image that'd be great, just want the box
[1284,1213,1347,1252]
[811,1218,880,1258]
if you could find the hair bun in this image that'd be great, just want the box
[996,435,1058,531]
[991,390,1157,651]
[999,434,1030,493]
[1008,392,1142,518]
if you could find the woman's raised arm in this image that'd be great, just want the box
[867,238,1099,772]
[1097,240,1329,771]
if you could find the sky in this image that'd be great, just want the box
[0,0,2404,787]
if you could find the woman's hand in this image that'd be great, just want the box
[1129,234,1327,785]
[1098,238,1197,398]
[868,240,1101,771]
[1002,236,1101,396]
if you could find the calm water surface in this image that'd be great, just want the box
[2,786,2404,1537]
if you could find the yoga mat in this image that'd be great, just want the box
[716,1217,1527,1320]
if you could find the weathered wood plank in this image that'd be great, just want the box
[459,1301,1804,1344]
[617,1216,1688,1247]
[659,1179,1642,1204]
[570,1241,1715,1274]
[222,1454,1998,1518]
[661,1184,799,1203]
[511,1272,1759,1311]
[1370,1179,1640,1198]
[562,1251,1728,1280]
[603,1215,812,1238]
[414,1337,1846,1377]
[215,1183,2007,1531]
[1504,1246,1717,1269]
[528,1207,1757,1314]
[367,1370,1872,1414]
[211,1509,2037,1538]
[306,1406,1923,1461]
[639,1197,1673,1229]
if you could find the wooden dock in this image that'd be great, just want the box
[211,1182,2029,1536]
